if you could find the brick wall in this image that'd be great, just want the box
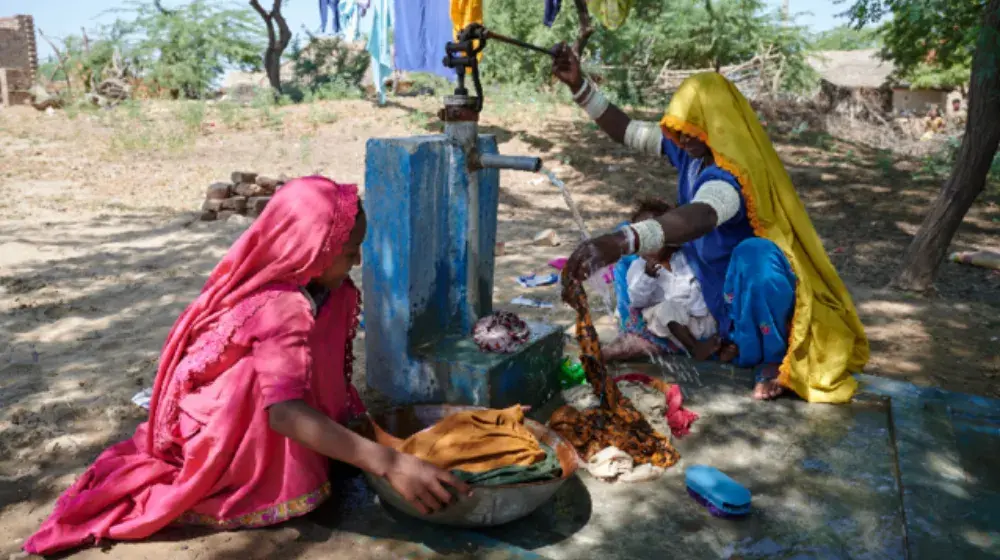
[0,14,37,105]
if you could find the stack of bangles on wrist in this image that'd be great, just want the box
[619,220,665,255]
[573,78,610,121]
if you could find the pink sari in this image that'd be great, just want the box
[25,177,366,555]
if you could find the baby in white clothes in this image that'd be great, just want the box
[625,210,721,360]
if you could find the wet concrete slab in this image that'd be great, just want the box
[322,358,1000,559]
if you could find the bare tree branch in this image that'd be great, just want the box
[37,29,73,96]
[153,0,175,15]
[250,0,276,45]
[571,0,594,56]
[250,0,292,94]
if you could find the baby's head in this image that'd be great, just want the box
[630,198,676,262]
[630,197,674,224]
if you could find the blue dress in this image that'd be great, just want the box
[610,137,797,373]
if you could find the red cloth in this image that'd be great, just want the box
[25,177,364,555]
[612,373,700,438]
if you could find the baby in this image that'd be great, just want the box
[625,200,731,361]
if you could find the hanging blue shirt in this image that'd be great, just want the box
[392,0,455,79]
[367,0,392,104]
[661,137,755,336]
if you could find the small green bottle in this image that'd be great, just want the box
[559,357,586,389]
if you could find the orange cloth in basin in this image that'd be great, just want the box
[398,406,546,474]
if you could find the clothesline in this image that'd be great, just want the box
[317,0,634,105]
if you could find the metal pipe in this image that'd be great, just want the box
[484,30,555,58]
[478,154,543,172]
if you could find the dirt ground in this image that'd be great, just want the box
[1,94,998,558]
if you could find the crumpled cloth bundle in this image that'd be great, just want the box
[473,311,531,353]
[550,282,681,469]
[586,446,664,483]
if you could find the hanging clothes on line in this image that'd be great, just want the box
[367,0,393,104]
[450,0,483,40]
[544,0,562,27]
[338,0,365,42]
[450,0,483,70]
[393,0,454,79]
[587,0,635,30]
[320,0,341,33]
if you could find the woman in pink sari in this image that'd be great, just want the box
[24,176,470,556]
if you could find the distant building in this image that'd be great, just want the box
[0,14,37,107]
[807,49,962,116]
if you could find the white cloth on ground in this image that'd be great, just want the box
[131,387,153,410]
[626,252,716,347]
[586,446,665,483]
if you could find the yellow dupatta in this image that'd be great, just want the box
[660,72,869,403]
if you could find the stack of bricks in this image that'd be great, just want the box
[0,14,37,107]
[201,172,284,221]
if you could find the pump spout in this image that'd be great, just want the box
[477,153,542,173]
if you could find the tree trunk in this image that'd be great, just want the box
[250,0,292,95]
[892,0,1000,292]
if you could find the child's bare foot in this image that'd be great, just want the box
[691,336,722,361]
[718,342,738,363]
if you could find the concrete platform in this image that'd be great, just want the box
[314,358,1000,559]
[413,320,564,410]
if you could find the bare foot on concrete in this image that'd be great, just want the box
[752,364,786,400]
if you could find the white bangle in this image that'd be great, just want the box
[618,225,637,255]
[572,79,592,103]
[624,120,663,156]
[581,84,609,121]
[631,219,665,253]
[692,180,740,225]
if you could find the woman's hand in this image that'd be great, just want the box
[382,450,472,515]
[560,231,629,296]
[551,42,584,93]
[643,259,662,278]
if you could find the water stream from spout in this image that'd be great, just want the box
[539,168,591,241]
[538,168,704,394]
[537,167,615,328]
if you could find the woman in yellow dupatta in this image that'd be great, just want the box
[552,46,868,403]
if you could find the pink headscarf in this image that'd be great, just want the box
[148,176,360,459]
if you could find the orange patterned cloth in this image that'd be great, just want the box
[551,282,680,468]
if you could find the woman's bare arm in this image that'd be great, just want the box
[268,399,471,514]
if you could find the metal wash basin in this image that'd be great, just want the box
[352,405,580,528]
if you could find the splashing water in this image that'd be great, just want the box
[540,168,590,241]
[538,168,707,399]
[538,167,616,320]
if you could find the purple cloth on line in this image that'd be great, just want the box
[545,0,562,27]
[392,0,454,79]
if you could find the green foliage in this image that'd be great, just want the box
[286,35,370,101]
[480,0,816,107]
[904,62,971,89]
[842,0,984,74]
[811,25,882,50]
[112,0,265,98]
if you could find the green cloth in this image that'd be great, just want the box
[452,444,562,486]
